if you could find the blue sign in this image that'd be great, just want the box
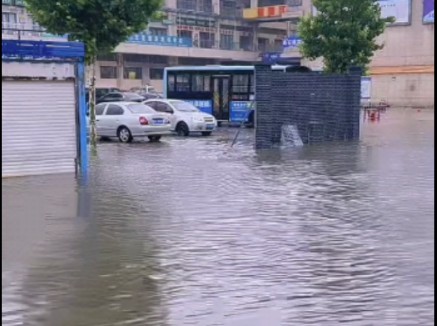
[185,100,213,115]
[230,101,253,123]
[262,52,282,64]
[283,36,302,49]
[127,33,192,47]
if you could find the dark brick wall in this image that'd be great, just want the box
[254,65,361,149]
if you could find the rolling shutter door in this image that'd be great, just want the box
[2,80,77,177]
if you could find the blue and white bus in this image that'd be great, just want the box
[163,65,289,123]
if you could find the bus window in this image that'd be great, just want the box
[192,74,211,92]
[168,74,175,92]
[176,74,190,92]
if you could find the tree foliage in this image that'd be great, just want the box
[25,0,163,63]
[298,0,394,73]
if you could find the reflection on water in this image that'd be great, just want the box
[2,109,434,325]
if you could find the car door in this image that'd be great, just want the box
[155,102,177,129]
[104,103,125,137]
[94,103,108,135]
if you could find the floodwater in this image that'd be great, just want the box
[2,109,434,326]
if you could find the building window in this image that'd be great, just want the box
[259,0,286,6]
[100,66,118,79]
[220,0,238,17]
[149,55,168,64]
[178,57,216,65]
[97,53,117,61]
[150,68,164,80]
[220,34,234,50]
[274,39,283,52]
[2,12,17,28]
[178,29,192,40]
[149,27,167,36]
[199,32,215,48]
[124,54,148,62]
[257,38,269,52]
[177,0,212,13]
[124,67,142,80]
[239,35,253,51]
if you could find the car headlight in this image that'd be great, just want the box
[192,116,204,123]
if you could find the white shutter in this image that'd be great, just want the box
[2,80,77,177]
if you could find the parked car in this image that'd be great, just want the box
[85,87,122,104]
[130,86,163,100]
[93,102,171,142]
[96,92,145,104]
[144,99,217,136]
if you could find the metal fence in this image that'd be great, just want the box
[255,65,362,149]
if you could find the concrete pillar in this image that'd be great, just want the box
[116,53,123,89]
[250,0,258,8]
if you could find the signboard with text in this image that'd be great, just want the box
[230,101,253,123]
[283,36,302,50]
[127,33,192,47]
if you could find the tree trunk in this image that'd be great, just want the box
[89,55,98,151]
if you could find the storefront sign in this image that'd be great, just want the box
[283,36,302,50]
[423,0,434,23]
[230,101,253,123]
[176,17,215,28]
[127,33,192,47]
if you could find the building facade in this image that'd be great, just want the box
[2,0,434,107]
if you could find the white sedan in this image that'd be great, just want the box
[144,99,217,136]
[91,102,171,143]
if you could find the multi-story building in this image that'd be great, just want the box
[2,0,434,107]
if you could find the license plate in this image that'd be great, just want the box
[153,119,163,125]
[206,124,214,130]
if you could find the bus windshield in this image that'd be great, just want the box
[171,101,199,112]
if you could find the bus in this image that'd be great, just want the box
[163,65,288,123]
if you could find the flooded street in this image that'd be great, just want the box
[2,109,434,325]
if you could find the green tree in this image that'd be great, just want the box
[298,0,394,74]
[25,0,163,149]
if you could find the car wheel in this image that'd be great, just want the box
[176,122,190,137]
[117,126,133,143]
[148,136,161,142]
[201,131,212,136]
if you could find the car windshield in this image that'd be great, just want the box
[127,103,155,114]
[171,101,199,112]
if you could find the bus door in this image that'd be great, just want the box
[212,76,230,121]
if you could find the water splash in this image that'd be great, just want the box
[281,124,304,147]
